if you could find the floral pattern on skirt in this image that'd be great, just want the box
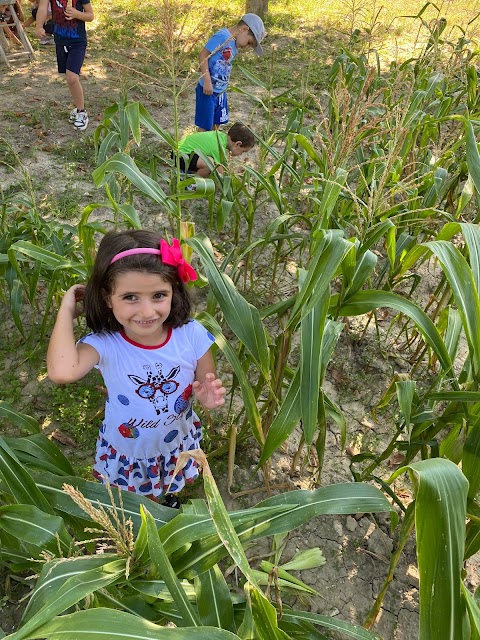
[92,421,202,498]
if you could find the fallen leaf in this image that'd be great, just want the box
[50,429,77,447]
[388,452,406,467]
[346,444,359,457]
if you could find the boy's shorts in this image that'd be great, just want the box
[194,83,228,130]
[179,153,200,173]
[55,42,86,75]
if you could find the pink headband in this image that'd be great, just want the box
[109,238,197,284]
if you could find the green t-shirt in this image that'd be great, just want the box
[178,131,227,165]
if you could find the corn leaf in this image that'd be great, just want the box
[246,583,290,640]
[338,290,454,376]
[459,222,480,308]
[182,451,259,587]
[195,564,236,632]
[396,380,416,433]
[425,240,480,378]
[390,458,468,639]
[125,101,141,145]
[93,153,177,215]
[10,560,126,640]
[465,119,480,198]
[287,231,352,328]
[8,242,86,276]
[5,434,74,475]
[280,610,382,639]
[22,555,123,623]
[18,608,240,639]
[0,505,72,554]
[300,284,329,445]
[196,312,263,445]
[29,471,175,534]
[0,402,39,434]
[462,419,480,499]
[173,483,391,578]
[0,438,53,513]
[187,234,270,380]
[8,277,25,337]
[159,505,291,556]
[258,366,301,467]
[138,104,177,148]
[143,505,200,627]
[462,582,480,639]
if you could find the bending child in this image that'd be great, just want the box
[47,230,226,508]
[178,122,255,177]
[195,13,265,131]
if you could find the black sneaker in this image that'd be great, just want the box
[163,493,181,509]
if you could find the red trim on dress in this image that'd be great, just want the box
[120,327,172,349]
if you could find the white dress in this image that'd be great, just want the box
[79,320,215,497]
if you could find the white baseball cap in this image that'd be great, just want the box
[241,13,266,55]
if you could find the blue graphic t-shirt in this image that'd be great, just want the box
[51,0,89,45]
[199,27,238,94]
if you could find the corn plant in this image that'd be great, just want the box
[0,406,391,640]
[92,97,216,236]
[0,186,87,338]
[343,222,480,483]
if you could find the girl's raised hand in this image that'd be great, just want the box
[193,373,226,409]
[61,284,86,319]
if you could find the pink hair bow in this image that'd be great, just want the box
[160,238,197,283]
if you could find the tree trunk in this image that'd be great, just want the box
[245,0,268,20]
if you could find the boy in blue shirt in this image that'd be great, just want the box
[35,0,93,131]
[195,13,265,132]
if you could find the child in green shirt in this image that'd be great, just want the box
[178,122,254,177]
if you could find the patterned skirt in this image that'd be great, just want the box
[92,422,202,498]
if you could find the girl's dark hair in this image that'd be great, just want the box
[84,230,191,333]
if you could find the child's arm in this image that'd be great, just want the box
[199,47,213,95]
[47,284,99,384]
[15,1,25,22]
[193,350,225,409]
[65,1,93,22]
[34,0,47,37]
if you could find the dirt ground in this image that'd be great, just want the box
[2,29,475,640]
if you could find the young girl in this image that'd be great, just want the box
[47,230,226,508]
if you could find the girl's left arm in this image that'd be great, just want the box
[193,350,226,409]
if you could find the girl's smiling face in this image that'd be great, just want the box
[106,271,173,345]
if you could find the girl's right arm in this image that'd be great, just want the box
[47,284,100,384]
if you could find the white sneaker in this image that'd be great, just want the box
[74,110,88,131]
[68,108,77,123]
[40,36,54,45]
